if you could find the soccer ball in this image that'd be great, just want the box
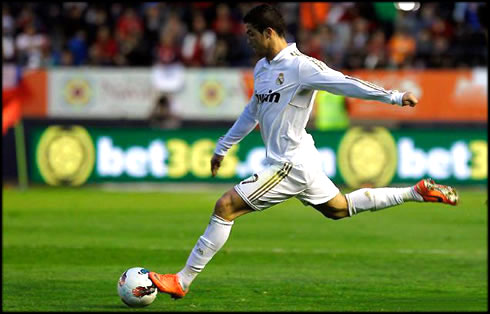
[117,267,158,307]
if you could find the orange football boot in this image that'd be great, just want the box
[414,178,458,205]
[148,272,188,299]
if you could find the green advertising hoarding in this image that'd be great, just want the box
[29,126,487,187]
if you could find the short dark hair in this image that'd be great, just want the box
[243,4,286,38]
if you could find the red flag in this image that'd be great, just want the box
[2,88,22,135]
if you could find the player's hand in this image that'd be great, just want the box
[210,153,224,177]
[402,92,418,107]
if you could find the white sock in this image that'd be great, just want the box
[345,186,423,216]
[177,214,234,290]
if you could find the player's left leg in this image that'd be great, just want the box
[149,188,253,299]
[150,161,299,299]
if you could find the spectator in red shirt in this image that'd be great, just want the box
[155,31,181,65]
[116,7,143,41]
[181,12,216,67]
[302,27,325,61]
[212,3,241,35]
[89,25,118,65]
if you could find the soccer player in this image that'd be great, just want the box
[149,4,458,299]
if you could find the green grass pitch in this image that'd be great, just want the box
[2,185,487,311]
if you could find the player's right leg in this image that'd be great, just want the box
[310,178,458,219]
[344,178,458,217]
[149,187,253,299]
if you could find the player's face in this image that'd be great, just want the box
[245,23,267,57]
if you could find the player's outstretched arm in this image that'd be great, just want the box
[401,92,418,107]
[211,153,224,177]
[299,59,420,107]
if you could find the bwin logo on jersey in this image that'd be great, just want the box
[255,90,280,104]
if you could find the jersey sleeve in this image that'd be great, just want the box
[299,59,405,105]
[214,96,259,156]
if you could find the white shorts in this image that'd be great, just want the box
[234,160,340,211]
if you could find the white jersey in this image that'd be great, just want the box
[215,43,405,165]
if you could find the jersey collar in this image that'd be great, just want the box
[268,42,296,65]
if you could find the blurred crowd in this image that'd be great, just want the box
[2,2,487,70]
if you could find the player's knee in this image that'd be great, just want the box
[321,194,349,220]
[322,209,349,220]
[314,203,349,220]
[213,194,233,220]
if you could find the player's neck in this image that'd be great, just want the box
[265,38,288,62]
